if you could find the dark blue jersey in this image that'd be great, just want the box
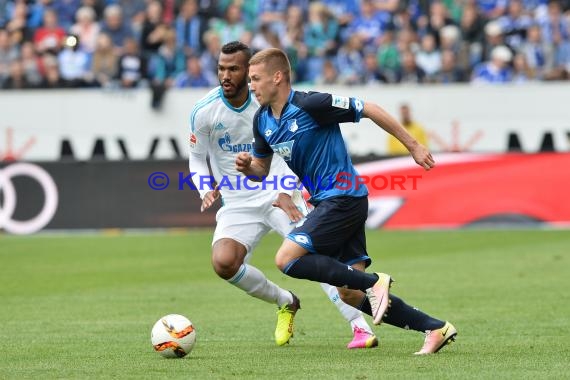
[252,90,367,204]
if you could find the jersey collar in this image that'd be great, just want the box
[268,89,295,121]
[218,87,252,113]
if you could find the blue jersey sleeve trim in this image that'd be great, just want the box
[351,97,363,123]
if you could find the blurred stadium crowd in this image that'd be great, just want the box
[1,0,569,90]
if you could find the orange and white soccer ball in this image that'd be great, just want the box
[151,314,196,358]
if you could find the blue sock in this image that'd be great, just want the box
[283,254,378,292]
[359,294,445,331]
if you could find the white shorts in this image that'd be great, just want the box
[212,191,311,254]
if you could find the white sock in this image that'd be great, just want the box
[350,316,373,334]
[228,264,293,307]
[320,283,373,334]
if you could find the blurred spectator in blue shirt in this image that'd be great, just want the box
[117,0,147,37]
[257,0,289,35]
[476,0,508,19]
[336,34,364,85]
[322,0,359,28]
[199,30,220,79]
[0,0,8,28]
[51,0,82,30]
[346,0,390,49]
[471,45,513,84]
[175,0,208,57]
[497,0,533,50]
[100,4,135,55]
[521,24,554,79]
[58,35,92,87]
[538,0,569,45]
[173,54,215,87]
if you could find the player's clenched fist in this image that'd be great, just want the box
[235,152,252,172]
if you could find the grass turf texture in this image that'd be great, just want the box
[1,230,569,379]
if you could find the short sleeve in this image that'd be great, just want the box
[188,104,210,155]
[295,91,364,126]
[252,109,273,158]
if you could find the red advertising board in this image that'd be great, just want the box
[357,153,570,229]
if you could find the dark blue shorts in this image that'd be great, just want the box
[287,196,371,267]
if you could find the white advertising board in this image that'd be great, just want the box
[1,83,569,161]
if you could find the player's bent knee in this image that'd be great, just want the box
[211,257,241,280]
[274,252,289,272]
[211,239,247,280]
[275,239,308,272]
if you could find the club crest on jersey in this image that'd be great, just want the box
[286,119,299,133]
[218,132,252,153]
[271,140,294,161]
[332,94,349,109]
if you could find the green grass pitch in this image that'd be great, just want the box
[1,229,569,379]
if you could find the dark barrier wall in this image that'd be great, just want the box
[2,153,570,234]
[1,160,216,231]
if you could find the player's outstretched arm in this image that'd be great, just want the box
[362,102,435,170]
[235,152,273,180]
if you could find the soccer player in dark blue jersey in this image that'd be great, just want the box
[236,48,457,355]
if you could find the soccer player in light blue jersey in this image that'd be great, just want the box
[236,48,457,355]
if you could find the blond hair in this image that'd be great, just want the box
[249,48,291,83]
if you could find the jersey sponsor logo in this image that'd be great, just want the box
[218,132,252,153]
[332,94,349,109]
[271,140,294,161]
[189,133,197,148]
[287,119,299,133]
